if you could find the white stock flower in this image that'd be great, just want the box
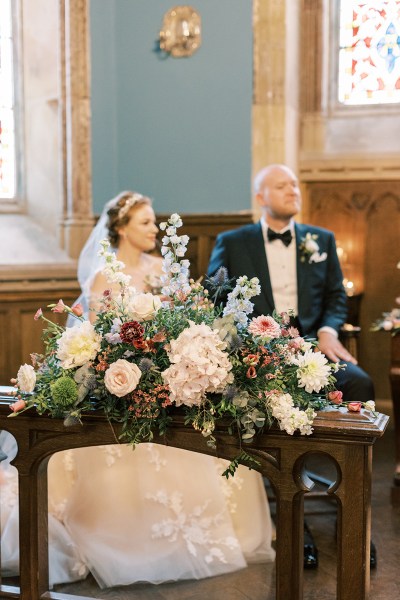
[99,239,131,287]
[162,322,233,407]
[56,321,102,369]
[170,263,181,274]
[293,349,331,393]
[126,292,162,321]
[169,213,183,227]
[104,359,141,397]
[223,276,260,327]
[160,213,191,298]
[17,364,36,393]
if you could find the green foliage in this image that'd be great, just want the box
[221,450,262,479]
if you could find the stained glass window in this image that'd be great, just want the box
[339,0,400,105]
[0,0,16,197]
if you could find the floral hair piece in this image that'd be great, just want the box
[118,193,146,220]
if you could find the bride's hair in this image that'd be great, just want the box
[107,191,152,247]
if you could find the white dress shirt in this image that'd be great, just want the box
[260,217,338,338]
[260,217,298,316]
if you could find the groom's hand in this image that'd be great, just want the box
[316,331,357,364]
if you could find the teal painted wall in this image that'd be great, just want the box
[90,1,252,216]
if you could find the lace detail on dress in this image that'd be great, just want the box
[145,443,167,472]
[0,466,18,508]
[98,445,124,466]
[214,459,244,515]
[62,450,76,473]
[146,490,239,563]
[50,499,69,522]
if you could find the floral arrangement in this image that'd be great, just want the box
[371,305,400,335]
[371,262,400,336]
[299,233,327,264]
[9,214,375,476]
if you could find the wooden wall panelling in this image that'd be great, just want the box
[304,181,400,399]
[0,287,79,384]
[360,193,400,401]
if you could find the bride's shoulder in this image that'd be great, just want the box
[145,253,163,274]
[142,254,163,294]
[90,270,110,295]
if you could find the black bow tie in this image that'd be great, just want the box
[267,228,292,247]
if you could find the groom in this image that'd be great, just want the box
[207,163,374,402]
[206,163,376,566]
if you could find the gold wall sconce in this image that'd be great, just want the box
[159,6,201,58]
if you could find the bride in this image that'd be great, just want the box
[1,191,275,589]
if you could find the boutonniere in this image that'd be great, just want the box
[299,233,328,264]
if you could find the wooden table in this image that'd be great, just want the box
[390,334,400,504]
[0,399,388,600]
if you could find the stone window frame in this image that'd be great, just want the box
[0,0,94,267]
[0,0,24,210]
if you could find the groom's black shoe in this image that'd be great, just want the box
[303,522,318,569]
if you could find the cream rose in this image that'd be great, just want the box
[17,364,36,393]
[104,359,142,397]
[56,321,102,369]
[127,293,162,321]
[305,238,319,253]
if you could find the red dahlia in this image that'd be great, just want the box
[120,321,145,344]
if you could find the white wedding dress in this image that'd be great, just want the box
[0,258,275,589]
[0,435,275,588]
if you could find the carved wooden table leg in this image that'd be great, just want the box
[17,458,50,600]
[335,444,371,600]
[389,334,400,503]
[274,474,304,599]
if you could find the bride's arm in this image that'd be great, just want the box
[88,272,110,323]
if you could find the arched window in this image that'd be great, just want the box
[338,0,400,105]
[0,0,19,200]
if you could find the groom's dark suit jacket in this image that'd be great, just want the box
[207,221,348,339]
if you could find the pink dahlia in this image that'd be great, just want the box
[248,315,281,340]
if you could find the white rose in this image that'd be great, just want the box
[56,321,102,369]
[364,400,376,412]
[17,364,36,393]
[104,359,141,397]
[382,320,394,331]
[305,239,319,253]
[127,293,162,321]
